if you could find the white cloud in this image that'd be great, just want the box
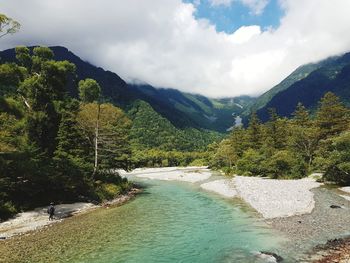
[241,0,270,15]
[209,0,269,14]
[209,0,234,7]
[1,0,350,98]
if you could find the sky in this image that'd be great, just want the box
[1,0,350,98]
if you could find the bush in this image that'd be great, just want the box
[0,201,17,221]
[189,159,207,167]
[221,166,235,176]
[236,149,265,176]
[323,132,350,185]
[95,183,122,201]
[264,150,307,179]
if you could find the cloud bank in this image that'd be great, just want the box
[1,0,350,97]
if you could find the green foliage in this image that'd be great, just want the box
[236,149,265,176]
[264,150,306,179]
[128,100,222,153]
[322,132,350,185]
[0,63,25,95]
[246,111,262,149]
[78,78,101,103]
[213,92,350,181]
[15,46,32,69]
[77,102,132,170]
[315,92,349,139]
[0,46,134,220]
[0,201,17,221]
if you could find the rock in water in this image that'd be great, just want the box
[258,251,284,262]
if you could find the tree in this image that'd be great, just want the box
[17,47,76,154]
[0,14,20,38]
[246,111,262,149]
[292,102,310,127]
[289,103,318,170]
[264,108,289,150]
[315,92,349,139]
[322,132,350,185]
[77,103,132,173]
[15,46,32,70]
[213,139,237,169]
[78,78,101,103]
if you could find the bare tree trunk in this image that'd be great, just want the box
[93,103,100,177]
[21,95,31,110]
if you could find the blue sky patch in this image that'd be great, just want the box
[184,0,284,33]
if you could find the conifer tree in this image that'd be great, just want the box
[246,111,262,149]
[316,92,349,139]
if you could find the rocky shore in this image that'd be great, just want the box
[268,187,350,261]
[308,237,350,262]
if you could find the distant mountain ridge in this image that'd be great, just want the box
[0,46,255,132]
[247,52,350,121]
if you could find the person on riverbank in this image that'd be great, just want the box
[47,202,55,221]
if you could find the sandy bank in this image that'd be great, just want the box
[200,176,321,219]
[0,189,140,239]
[127,166,212,183]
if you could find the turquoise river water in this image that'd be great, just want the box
[3,177,293,263]
[67,178,287,263]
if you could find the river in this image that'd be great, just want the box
[0,177,287,263]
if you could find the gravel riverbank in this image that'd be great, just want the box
[200,176,321,219]
[267,187,350,261]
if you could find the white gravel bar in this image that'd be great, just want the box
[200,179,237,198]
[199,175,321,218]
[130,167,212,183]
[339,186,350,194]
[234,176,321,219]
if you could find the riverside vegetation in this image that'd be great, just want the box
[209,92,350,184]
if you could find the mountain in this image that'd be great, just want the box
[131,84,254,131]
[249,52,350,121]
[0,46,254,132]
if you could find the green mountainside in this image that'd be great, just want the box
[245,52,350,121]
[0,46,255,132]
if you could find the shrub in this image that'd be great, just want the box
[0,201,17,221]
[323,132,350,185]
[264,150,307,179]
[189,159,207,167]
[236,149,265,176]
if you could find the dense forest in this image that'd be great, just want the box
[210,92,350,185]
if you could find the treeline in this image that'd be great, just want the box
[210,92,350,184]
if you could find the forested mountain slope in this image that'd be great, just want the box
[251,52,350,121]
[0,46,254,131]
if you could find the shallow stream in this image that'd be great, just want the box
[1,178,290,263]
